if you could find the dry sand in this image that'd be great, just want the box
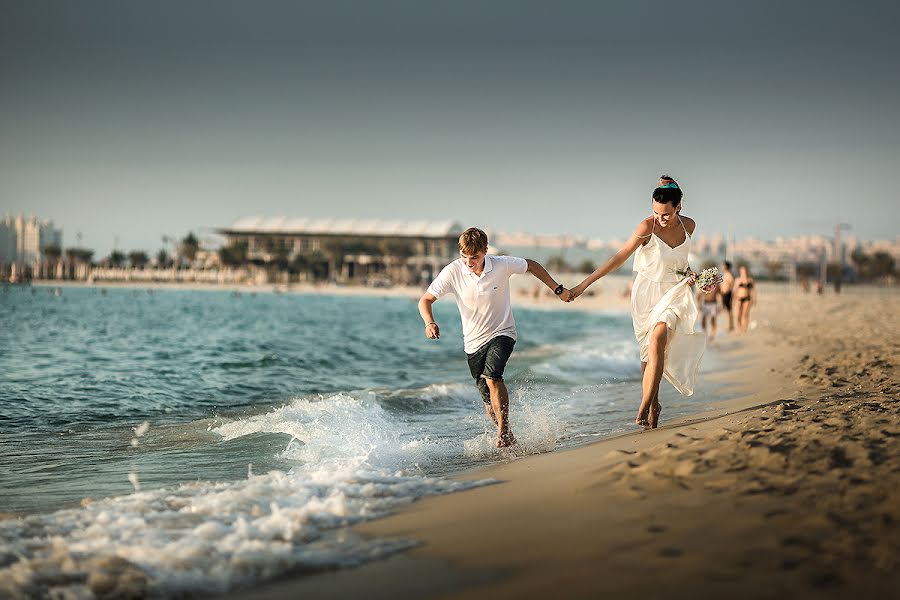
[241,284,899,600]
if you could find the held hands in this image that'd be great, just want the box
[425,322,440,339]
[561,284,585,303]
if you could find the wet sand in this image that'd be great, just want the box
[240,284,899,599]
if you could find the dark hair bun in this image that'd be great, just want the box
[652,186,683,205]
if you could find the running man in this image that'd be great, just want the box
[418,227,571,448]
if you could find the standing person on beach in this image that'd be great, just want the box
[720,261,735,331]
[698,284,720,341]
[418,227,570,448]
[567,175,705,429]
[734,264,757,334]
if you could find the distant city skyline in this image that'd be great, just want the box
[2,1,898,256]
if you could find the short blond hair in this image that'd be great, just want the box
[458,227,488,255]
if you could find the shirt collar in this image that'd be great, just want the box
[462,255,493,277]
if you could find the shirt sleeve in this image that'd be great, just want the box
[426,263,455,298]
[503,256,528,275]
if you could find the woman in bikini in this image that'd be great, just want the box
[566,175,706,429]
[734,264,756,334]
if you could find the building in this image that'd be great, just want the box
[0,215,63,273]
[217,217,464,284]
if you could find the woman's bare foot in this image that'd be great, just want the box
[649,401,662,429]
[635,412,650,430]
[497,430,516,448]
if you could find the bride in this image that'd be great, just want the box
[565,175,706,428]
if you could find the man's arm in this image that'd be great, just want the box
[525,259,569,300]
[418,292,440,339]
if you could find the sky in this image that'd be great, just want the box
[1,0,898,256]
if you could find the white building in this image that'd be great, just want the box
[217,217,464,284]
[0,215,63,266]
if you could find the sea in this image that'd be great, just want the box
[0,284,722,597]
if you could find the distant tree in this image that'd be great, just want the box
[65,247,94,264]
[869,251,896,279]
[546,255,571,273]
[219,241,248,267]
[129,251,149,269]
[577,259,596,274]
[179,232,200,262]
[851,249,895,281]
[156,249,170,268]
[108,251,126,267]
[43,245,62,262]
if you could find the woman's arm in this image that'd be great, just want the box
[571,220,651,298]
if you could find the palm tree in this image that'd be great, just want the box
[129,251,149,269]
[156,249,170,268]
[43,245,62,262]
[180,232,200,263]
[108,251,126,268]
[65,248,94,264]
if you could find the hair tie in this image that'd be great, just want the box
[657,182,679,189]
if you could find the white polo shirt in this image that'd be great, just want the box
[427,255,529,354]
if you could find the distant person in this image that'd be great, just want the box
[816,279,824,295]
[734,265,757,334]
[566,175,706,429]
[418,227,570,448]
[698,284,720,342]
[719,261,735,331]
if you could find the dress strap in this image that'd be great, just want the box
[678,215,690,237]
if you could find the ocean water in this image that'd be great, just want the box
[0,284,721,597]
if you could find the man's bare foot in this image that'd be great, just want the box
[497,430,516,448]
[649,401,662,429]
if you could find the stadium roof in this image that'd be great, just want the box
[219,217,464,238]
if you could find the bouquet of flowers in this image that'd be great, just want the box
[674,267,722,292]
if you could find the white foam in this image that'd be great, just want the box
[463,385,565,459]
[0,392,492,598]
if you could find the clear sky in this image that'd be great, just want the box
[1,1,897,256]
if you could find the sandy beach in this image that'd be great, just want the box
[237,284,899,599]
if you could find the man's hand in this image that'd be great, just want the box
[558,288,574,302]
[425,322,440,339]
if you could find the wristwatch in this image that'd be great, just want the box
[554,284,564,296]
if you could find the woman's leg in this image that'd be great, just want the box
[739,300,750,334]
[637,322,667,427]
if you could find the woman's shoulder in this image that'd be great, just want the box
[680,215,697,235]
[634,217,654,237]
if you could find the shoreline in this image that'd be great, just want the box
[233,285,899,599]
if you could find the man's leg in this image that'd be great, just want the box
[467,346,496,425]
[481,336,516,447]
[480,379,498,425]
[484,377,513,446]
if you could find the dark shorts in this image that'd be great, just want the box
[466,335,516,405]
[722,291,733,311]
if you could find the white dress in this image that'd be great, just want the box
[630,219,706,395]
